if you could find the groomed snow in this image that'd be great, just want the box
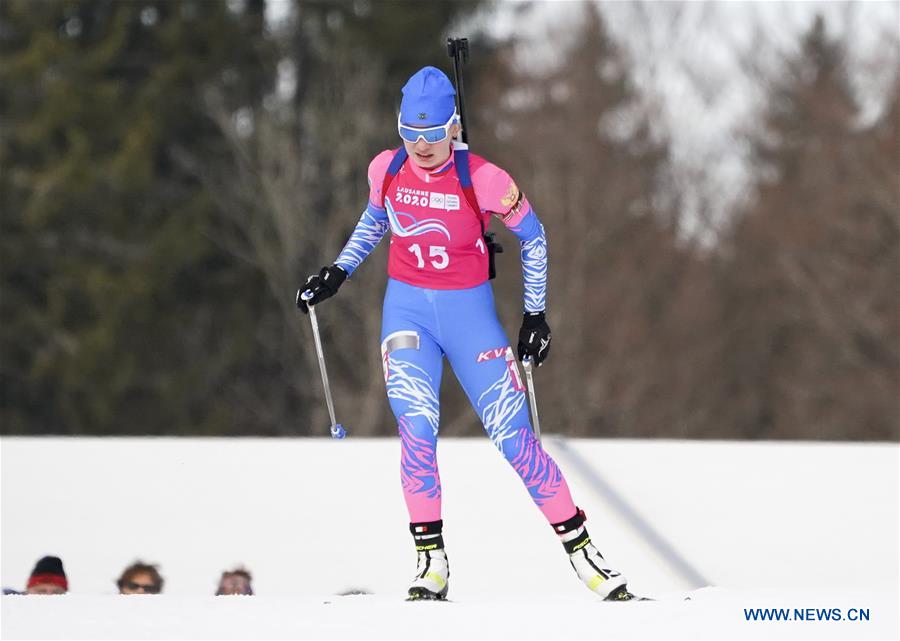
[2,437,897,639]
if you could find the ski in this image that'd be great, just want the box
[406,587,451,602]
[606,586,654,602]
[605,586,698,602]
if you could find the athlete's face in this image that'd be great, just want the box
[403,123,461,169]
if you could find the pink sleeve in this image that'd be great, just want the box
[367,149,396,209]
[471,159,532,228]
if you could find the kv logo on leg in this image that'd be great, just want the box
[476,348,507,363]
[476,346,525,391]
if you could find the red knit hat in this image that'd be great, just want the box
[27,556,68,591]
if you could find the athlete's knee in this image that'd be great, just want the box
[492,424,536,464]
[398,415,436,446]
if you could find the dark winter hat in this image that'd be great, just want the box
[27,556,68,591]
[399,66,457,127]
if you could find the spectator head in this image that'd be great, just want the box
[215,568,253,596]
[26,556,68,595]
[116,562,163,595]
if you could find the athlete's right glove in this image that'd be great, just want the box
[517,311,552,367]
[296,265,347,314]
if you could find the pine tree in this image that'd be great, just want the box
[1,0,273,434]
[716,15,898,440]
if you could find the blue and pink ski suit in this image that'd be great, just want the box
[333,144,578,525]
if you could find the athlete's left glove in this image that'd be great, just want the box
[296,265,347,314]
[517,311,551,367]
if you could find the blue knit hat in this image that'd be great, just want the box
[399,66,457,127]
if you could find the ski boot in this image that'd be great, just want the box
[406,519,449,601]
[552,508,634,601]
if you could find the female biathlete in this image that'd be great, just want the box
[298,66,634,602]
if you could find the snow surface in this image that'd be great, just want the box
[2,437,898,639]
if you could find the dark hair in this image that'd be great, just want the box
[216,567,253,595]
[220,567,252,582]
[116,561,164,592]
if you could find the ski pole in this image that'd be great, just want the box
[300,291,346,439]
[522,357,542,442]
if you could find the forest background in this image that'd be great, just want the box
[2,0,897,441]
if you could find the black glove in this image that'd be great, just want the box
[517,311,551,367]
[296,265,347,314]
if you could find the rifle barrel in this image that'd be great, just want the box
[447,37,470,144]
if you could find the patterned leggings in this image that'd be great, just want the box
[380,278,577,524]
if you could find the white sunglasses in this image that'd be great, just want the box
[397,111,459,144]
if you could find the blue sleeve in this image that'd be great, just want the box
[334,204,390,276]
[505,207,547,313]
